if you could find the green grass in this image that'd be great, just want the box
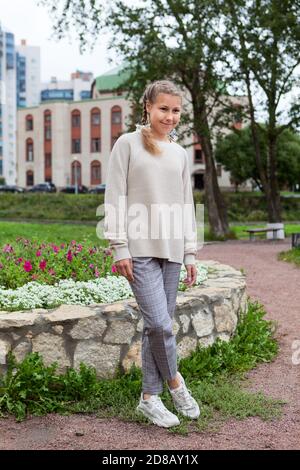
[230,223,300,240]
[278,247,300,267]
[0,301,285,433]
[0,221,105,246]
[1,221,299,247]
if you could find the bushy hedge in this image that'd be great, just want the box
[1,191,300,222]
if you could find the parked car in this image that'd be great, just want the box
[60,185,89,194]
[0,185,26,193]
[28,182,57,193]
[89,184,106,194]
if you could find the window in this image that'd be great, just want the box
[44,110,52,141]
[45,127,51,140]
[194,149,203,163]
[44,111,51,123]
[71,110,81,128]
[71,161,82,185]
[91,161,101,185]
[26,139,34,162]
[91,108,101,126]
[26,170,34,186]
[72,139,81,154]
[91,138,101,153]
[111,109,121,124]
[45,153,51,168]
[26,115,33,131]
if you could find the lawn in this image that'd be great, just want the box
[0,221,105,246]
[230,223,300,240]
[1,221,299,246]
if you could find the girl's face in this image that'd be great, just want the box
[146,93,182,140]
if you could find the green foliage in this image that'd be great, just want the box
[215,126,300,190]
[0,301,283,431]
[278,247,300,267]
[179,301,278,380]
[0,353,100,421]
[0,192,104,221]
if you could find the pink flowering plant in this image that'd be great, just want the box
[0,238,116,289]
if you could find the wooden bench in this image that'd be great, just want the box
[243,227,282,241]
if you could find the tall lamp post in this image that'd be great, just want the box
[73,156,78,195]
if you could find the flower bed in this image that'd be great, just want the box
[0,238,208,312]
[0,238,112,289]
[0,261,248,378]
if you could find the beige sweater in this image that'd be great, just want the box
[104,129,197,265]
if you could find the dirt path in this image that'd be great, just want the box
[1,240,299,450]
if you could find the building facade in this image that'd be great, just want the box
[40,70,93,103]
[0,24,17,184]
[16,39,41,108]
[17,95,129,188]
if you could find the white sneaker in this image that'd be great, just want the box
[136,393,180,428]
[168,372,200,419]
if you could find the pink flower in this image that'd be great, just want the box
[94,268,100,278]
[39,259,47,271]
[3,244,13,253]
[66,250,73,262]
[104,248,112,256]
[23,260,33,272]
[71,240,76,246]
[36,250,42,257]
[52,245,59,253]
[17,257,23,264]
[31,274,38,280]
[76,244,83,252]
[89,264,94,269]
[111,265,117,273]
[48,268,56,276]
[60,243,65,248]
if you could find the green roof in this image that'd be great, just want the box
[95,63,132,92]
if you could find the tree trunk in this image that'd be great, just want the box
[193,102,229,237]
[267,133,282,221]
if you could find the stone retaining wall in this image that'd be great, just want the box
[0,260,247,377]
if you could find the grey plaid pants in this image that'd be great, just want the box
[128,257,182,394]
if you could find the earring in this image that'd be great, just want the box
[168,128,178,142]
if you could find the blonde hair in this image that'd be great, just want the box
[140,80,182,156]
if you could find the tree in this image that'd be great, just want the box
[39,0,237,237]
[222,0,300,221]
[215,126,300,191]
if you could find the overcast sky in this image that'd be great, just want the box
[0,0,118,82]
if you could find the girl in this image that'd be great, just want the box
[104,80,200,428]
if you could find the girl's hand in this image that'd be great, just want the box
[183,264,197,287]
[115,258,134,282]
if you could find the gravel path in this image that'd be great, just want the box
[1,239,299,450]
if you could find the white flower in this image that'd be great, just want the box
[0,262,208,312]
